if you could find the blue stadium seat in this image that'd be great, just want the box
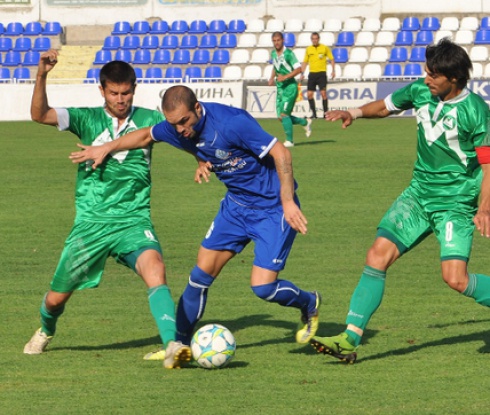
[151,20,169,34]
[114,49,132,62]
[228,19,246,33]
[144,67,163,83]
[336,31,355,47]
[43,21,62,35]
[414,30,433,46]
[102,36,121,50]
[24,21,43,36]
[211,49,230,64]
[409,47,426,62]
[394,31,413,46]
[6,22,23,36]
[200,34,218,49]
[404,63,423,77]
[32,37,51,51]
[204,66,222,81]
[0,37,13,52]
[132,21,150,35]
[112,21,131,35]
[152,49,171,64]
[169,20,189,34]
[172,49,190,64]
[389,47,408,62]
[481,17,490,30]
[191,49,210,65]
[0,23,4,36]
[141,35,160,49]
[165,67,183,82]
[383,63,402,77]
[22,51,40,66]
[133,49,151,64]
[122,35,140,49]
[475,30,490,44]
[284,32,296,47]
[161,35,179,49]
[421,17,440,31]
[3,51,22,66]
[134,67,143,80]
[0,68,11,83]
[14,37,32,52]
[208,19,227,34]
[180,35,198,49]
[332,48,348,63]
[94,49,112,65]
[184,66,202,81]
[84,68,100,83]
[401,17,420,31]
[13,67,30,81]
[189,20,207,34]
[219,34,237,48]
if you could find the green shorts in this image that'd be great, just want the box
[276,83,298,117]
[50,219,162,293]
[377,186,476,261]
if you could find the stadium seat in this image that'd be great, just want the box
[141,35,160,49]
[43,21,62,35]
[245,19,265,33]
[293,48,306,62]
[132,21,150,35]
[152,49,171,64]
[348,47,369,63]
[414,30,434,46]
[144,67,163,83]
[474,30,490,44]
[336,31,355,46]
[204,66,222,80]
[296,32,313,47]
[404,63,423,77]
[243,65,262,80]
[402,17,420,31]
[223,65,242,80]
[189,20,207,34]
[460,16,479,31]
[94,49,112,65]
[112,21,131,35]
[265,19,284,33]
[237,33,256,48]
[284,19,303,32]
[208,19,227,33]
[6,22,23,36]
[164,67,183,82]
[484,62,490,77]
[192,49,211,64]
[0,23,4,36]
[472,62,483,78]
[230,49,250,64]
[409,47,426,62]
[395,31,413,46]
[22,51,40,66]
[383,63,402,77]
[102,36,121,50]
[421,17,440,31]
[0,37,13,52]
[305,18,325,32]
[257,33,273,47]
[169,20,189,34]
[320,31,335,45]
[151,20,169,34]
[114,49,132,62]
[211,49,230,64]
[263,64,273,80]
[132,49,151,64]
[340,63,362,79]
[32,37,51,51]
[454,30,474,45]
[470,45,489,61]
[434,30,453,43]
[134,67,143,80]
[228,19,246,33]
[3,51,22,66]
[219,34,237,48]
[13,67,30,81]
[440,17,459,31]
[389,47,408,62]
[381,17,400,31]
[85,68,100,83]
[355,31,374,46]
[323,18,342,32]
[172,49,190,64]
[481,17,490,30]
[24,21,43,36]
[14,37,32,52]
[200,34,218,48]
[184,66,202,81]
[332,47,348,63]
[362,63,382,79]
[249,48,269,64]
[161,35,179,49]
[375,31,395,46]
[180,35,198,49]
[362,18,381,32]
[0,68,11,83]
[343,18,362,32]
[122,35,140,50]
[283,32,295,48]
[369,46,389,63]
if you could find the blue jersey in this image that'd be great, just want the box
[151,102,297,208]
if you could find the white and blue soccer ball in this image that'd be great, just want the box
[191,323,236,369]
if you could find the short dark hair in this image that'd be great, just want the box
[425,37,472,89]
[161,85,198,112]
[271,31,283,39]
[99,60,136,88]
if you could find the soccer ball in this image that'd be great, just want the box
[191,323,236,369]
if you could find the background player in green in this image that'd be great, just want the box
[310,38,490,363]
[268,31,312,148]
[23,50,191,369]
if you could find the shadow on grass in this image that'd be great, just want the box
[294,139,336,146]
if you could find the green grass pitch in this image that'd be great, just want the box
[1,117,489,414]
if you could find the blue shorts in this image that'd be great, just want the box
[201,195,297,271]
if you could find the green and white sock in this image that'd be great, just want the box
[463,273,490,307]
[148,285,176,348]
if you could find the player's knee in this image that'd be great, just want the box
[251,282,276,301]
[442,272,468,293]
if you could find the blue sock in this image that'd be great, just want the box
[251,279,313,311]
[176,266,215,344]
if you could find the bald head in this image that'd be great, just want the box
[161,85,198,112]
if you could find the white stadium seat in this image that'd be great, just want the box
[257,33,273,47]
[304,18,324,32]
[349,47,369,63]
[296,32,313,47]
[343,18,362,32]
[434,30,454,43]
[223,65,243,80]
[375,31,395,46]
[243,65,263,79]
[470,45,489,62]
[363,63,382,79]
[230,49,250,64]
[440,17,459,31]
[263,64,274,80]
[381,17,400,31]
[323,18,342,32]
[362,18,381,32]
[293,47,306,62]
[340,63,362,79]
[319,32,335,45]
[355,31,374,46]
[454,30,474,45]
[246,19,265,33]
[284,18,303,32]
[369,46,389,62]
[460,16,479,31]
[472,62,483,78]
[249,48,270,64]
[265,18,284,33]
[237,33,257,48]
[484,63,490,77]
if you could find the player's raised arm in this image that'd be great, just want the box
[69,126,153,169]
[325,98,392,129]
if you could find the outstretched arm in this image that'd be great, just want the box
[269,141,308,235]
[31,49,59,125]
[325,98,392,129]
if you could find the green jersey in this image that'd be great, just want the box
[386,79,490,208]
[62,106,164,222]
[271,47,300,88]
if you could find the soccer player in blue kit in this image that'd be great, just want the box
[71,85,321,361]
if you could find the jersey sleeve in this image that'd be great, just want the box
[150,121,198,154]
[385,80,422,112]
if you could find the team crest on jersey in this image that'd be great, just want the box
[442,115,456,130]
[215,149,231,160]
